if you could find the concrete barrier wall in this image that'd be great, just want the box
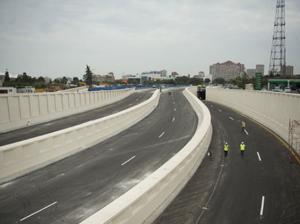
[0,90,159,184]
[206,87,300,151]
[80,87,212,224]
[0,88,133,133]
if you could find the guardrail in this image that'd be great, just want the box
[80,87,212,224]
[0,88,134,133]
[0,90,160,184]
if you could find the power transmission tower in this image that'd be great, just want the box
[269,0,286,76]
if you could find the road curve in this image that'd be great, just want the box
[0,90,153,146]
[155,100,300,224]
[0,89,197,224]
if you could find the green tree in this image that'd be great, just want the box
[190,77,203,86]
[3,70,10,86]
[72,77,79,86]
[213,77,225,85]
[175,76,190,85]
[204,78,211,84]
[36,76,46,88]
[62,76,68,85]
[83,65,93,87]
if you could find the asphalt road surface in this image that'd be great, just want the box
[0,89,197,224]
[155,100,300,224]
[0,90,153,146]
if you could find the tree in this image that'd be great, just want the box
[3,70,10,86]
[36,76,46,88]
[204,78,211,84]
[62,76,68,85]
[175,76,190,85]
[190,77,203,86]
[83,65,93,87]
[72,77,79,86]
[213,77,225,85]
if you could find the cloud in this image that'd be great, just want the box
[0,0,299,77]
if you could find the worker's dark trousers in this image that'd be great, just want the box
[224,151,228,157]
[241,151,244,157]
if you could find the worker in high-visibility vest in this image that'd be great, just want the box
[240,141,246,157]
[224,142,229,157]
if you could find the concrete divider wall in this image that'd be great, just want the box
[80,87,212,224]
[0,88,134,133]
[0,90,159,184]
[206,87,300,151]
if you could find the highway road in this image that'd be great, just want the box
[0,90,152,146]
[0,89,197,224]
[155,100,300,224]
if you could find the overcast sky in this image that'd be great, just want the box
[0,0,299,78]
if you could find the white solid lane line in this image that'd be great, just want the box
[244,129,249,135]
[158,131,165,138]
[229,116,234,120]
[257,152,262,161]
[172,117,176,122]
[260,196,265,216]
[20,201,58,222]
[121,156,136,166]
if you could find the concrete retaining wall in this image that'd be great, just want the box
[80,87,212,224]
[206,87,300,152]
[0,90,160,184]
[0,88,133,133]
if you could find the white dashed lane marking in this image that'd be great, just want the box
[20,201,58,222]
[260,196,265,217]
[158,131,165,138]
[257,152,262,161]
[121,156,136,166]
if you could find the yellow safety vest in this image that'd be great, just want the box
[224,144,229,152]
[240,143,246,151]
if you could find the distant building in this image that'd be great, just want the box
[286,65,294,76]
[256,64,265,75]
[171,72,179,79]
[141,70,169,81]
[198,71,205,78]
[0,87,17,94]
[210,60,245,81]
[17,86,35,93]
[93,72,115,83]
[122,74,138,80]
[160,70,167,77]
[246,69,256,78]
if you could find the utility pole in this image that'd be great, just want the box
[269,0,286,76]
